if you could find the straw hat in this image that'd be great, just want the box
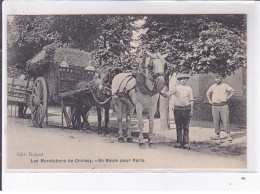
[177,73,190,80]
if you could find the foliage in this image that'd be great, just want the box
[7,15,246,77]
[92,15,136,69]
[7,15,103,70]
[142,15,246,77]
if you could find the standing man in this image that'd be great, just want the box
[161,74,194,149]
[206,74,235,141]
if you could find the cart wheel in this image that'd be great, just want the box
[30,77,47,127]
[71,106,78,129]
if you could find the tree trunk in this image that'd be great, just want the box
[169,73,178,120]
[160,85,170,130]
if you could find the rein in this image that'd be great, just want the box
[90,88,112,105]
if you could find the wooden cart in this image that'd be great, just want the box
[29,65,96,128]
[7,77,33,118]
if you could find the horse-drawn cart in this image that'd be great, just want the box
[25,46,96,128]
[7,77,33,118]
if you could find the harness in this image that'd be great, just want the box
[114,75,136,106]
[136,57,166,96]
[113,56,166,106]
[90,88,112,105]
[75,80,111,106]
[136,72,164,96]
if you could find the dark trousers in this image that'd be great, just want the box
[174,108,191,144]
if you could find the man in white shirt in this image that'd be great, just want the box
[206,74,235,141]
[161,74,194,149]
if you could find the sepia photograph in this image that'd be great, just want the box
[4,13,248,170]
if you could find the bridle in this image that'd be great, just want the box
[99,68,117,95]
[141,58,166,83]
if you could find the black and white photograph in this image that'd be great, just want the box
[4,12,248,170]
[5,3,260,187]
[3,0,260,191]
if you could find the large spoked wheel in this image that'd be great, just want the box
[30,77,47,127]
[71,106,79,129]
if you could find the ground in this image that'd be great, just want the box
[6,106,247,170]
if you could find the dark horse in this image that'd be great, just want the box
[72,67,122,134]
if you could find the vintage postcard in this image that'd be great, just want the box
[2,1,255,175]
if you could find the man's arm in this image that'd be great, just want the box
[225,84,235,101]
[161,87,177,98]
[226,90,235,100]
[206,86,213,104]
[190,101,194,117]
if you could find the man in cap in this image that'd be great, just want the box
[206,74,235,141]
[161,73,194,149]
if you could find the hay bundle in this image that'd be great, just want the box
[26,45,94,76]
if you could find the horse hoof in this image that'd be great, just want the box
[127,137,133,143]
[149,143,157,149]
[118,137,124,143]
[139,143,146,149]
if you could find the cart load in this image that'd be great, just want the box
[25,45,97,127]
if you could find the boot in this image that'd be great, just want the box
[175,129,183,148]
[183,130,190,150]
[210,133,220,140]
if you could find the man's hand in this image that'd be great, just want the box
[209,101,213,105]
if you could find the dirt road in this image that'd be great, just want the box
[6,116,246,170]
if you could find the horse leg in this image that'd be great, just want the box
[116,100,124,143]
[81,106,86,129]
[126,112,133,143]
[104,105,110,135]
[85,106,91,130]
[97,106,102,134]
[136,103,146,149]
[148,106,157,149]
[75,104,82,131]
[71,106,77,129]
[82,105,91,132]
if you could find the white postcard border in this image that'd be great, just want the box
[2,0,259,190]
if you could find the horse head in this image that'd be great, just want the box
[98,67,123,96]
[149,57,166,92]
[138,54,167,95]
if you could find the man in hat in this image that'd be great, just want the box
[161,73,194,149]
[206,74,235,141]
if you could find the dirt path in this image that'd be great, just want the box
[6,117,246,170]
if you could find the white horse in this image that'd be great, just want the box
[111,54,167,148]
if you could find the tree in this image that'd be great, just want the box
[8,14,246,77]
[142,15,246,77]
[7,15,104,70]
[139,15,246,130]
[92,15,137,69]
[7,15,139,71]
